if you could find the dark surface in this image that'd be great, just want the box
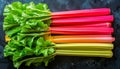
[0,0,120,69]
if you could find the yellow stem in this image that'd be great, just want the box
[55,43,113,50]
[56,50,113,58]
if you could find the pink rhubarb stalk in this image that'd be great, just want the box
[51,15,113,26]
[50,27,113,35]
[52,8,110,18]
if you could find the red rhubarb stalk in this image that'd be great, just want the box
[51,15,113,26]
[52,8,110,18]
[51,22,111,27]
[50,27,113,35]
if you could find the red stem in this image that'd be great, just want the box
[51,22,111,27]
[50,27,113,35]
[51,8,110,18]
[51,15,114,26]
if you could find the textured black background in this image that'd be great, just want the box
[0,0,120,69]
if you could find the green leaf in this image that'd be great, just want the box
[27,36,36,47]
[20,38,27,46]
[11,2,22,9]
[48,48,55,55]
[41,49,48,57]
[14,61,22,69]
[36,37,44,46]
[3,2,53,69]
[4,14,16,24]
[13,51,22,61]
[6,26,21,37]
[36,3,48,10]
[3,24,19,31]
[43,54,55,66]
[45,40,55,47]
[23,47,34,55]
[3,5,11,16]
[25,59,35,66]
[14,56,44,69]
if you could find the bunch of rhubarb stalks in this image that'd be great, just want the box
[50,8,114,58]
[4,2,114,69]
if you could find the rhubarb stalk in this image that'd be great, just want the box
[51,15,114,26]
[51,22,111,27]
[50,27,113,35]
[52,8,110,18]
[5,35,115,43]
[56,50,112,58]
[55,43,113,50]
[51,35,114,43]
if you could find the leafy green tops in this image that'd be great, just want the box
[3,2,55,69]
